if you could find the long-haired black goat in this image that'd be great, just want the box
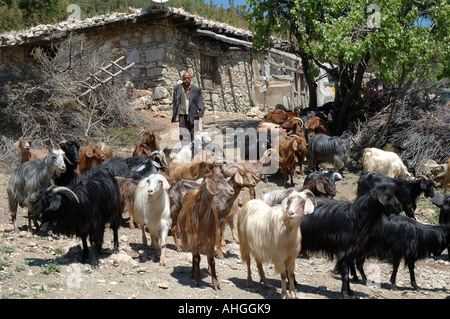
[354,214,450,290]
[357,171,435,219]
[300,187,402,298]
[53,140,81,186]
[32,167,122,269]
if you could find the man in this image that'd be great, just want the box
[172,72,205,145]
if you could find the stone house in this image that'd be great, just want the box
[0,6,308,113]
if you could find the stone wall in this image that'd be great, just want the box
[87,22,254,114]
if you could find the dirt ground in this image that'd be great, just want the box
[0,110,448,301]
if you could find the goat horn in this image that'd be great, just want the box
[63,155,75,166]
[51,186,80,204]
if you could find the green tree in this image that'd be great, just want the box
[246,0,449,134]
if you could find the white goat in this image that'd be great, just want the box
[133,174,171,265]
[362,147,412,179]
[237,190,315,299]
[172,131,213,162]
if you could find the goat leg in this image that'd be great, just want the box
[112,223,119,254]
[207,252,220,290]
[81,235,89,263]
[171,223,183,252]
[389,260,401,290]
[407,261,420,291]
[280,271,288,299]
[192,252,201,285]
[228,220,239,244]
[355,258,368,284]
[141,226,148,246]
[286,262,298,299]
[216,226,225,258]
[244,255,253,288]
[256,260,269,287]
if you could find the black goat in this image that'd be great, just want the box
[357,171,436,219]
[303,170,343,188]
[300,187,402,298]
[431,192,450,259]
[53,140,81,186]
[125,156,162,179]
[31,167,122,269]
[98,156,162,180]
[355,215,450,290]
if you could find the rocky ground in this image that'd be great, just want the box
[0,110,448,302]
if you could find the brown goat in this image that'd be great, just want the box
[263,109,297,125]
[215,166,257,258]
[132,129,161,157]
[115,177,139,228]
[300,175,336,198]
[76,142,113,175]
[292,135,308,175]
[278,137,301,187]
[443,157,450,193]
[305,116,329,135]
[14,137,50,163]
[167,150,219,181]
[177,171,234,289]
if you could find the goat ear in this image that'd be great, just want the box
[316,181,326,194]
[46,195,62,212]
[281,197,290,213]
[161,176,170,190]
[13,140,20,149]
[85,146,94,158]
[376,189,389,206]
[303,198,315,215]
[234,171,244,185]
[205,178,220,195]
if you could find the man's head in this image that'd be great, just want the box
[182,72,191,86]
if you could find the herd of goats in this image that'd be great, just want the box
[4,105,450,299]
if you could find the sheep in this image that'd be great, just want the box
[14,136,50,163]
[430,191,450,259]
[303,170,343,188]
[443,157,450,193]
[30,167,122,269]
[132,129,161,158]
[177,171,235,289]
[76,142,112,175]
[307,132,353,173]
[357,171,436,219]
[300,187,402,298]
[53,140,81,186]
[167,150,220,181]
[7,149,66,232]
[262,176,336,206]
[133,174,171,265]
[237,190,316,299]
[354,214,450,291]
[362,147,413,179]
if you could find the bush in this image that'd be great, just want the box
[0,34,149,171]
